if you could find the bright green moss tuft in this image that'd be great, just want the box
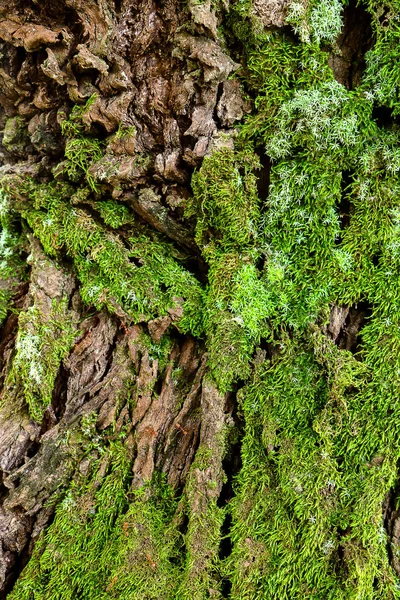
[102,476,183,599]
[188,146,267,390]
[222,0,400,595]
[9,441,132,600]
[58,94,105,192]
[95,200,133,228]
[189,147,261,250]
[11,443,183,600]
[6,178,205,335]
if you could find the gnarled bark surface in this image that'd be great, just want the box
[0,1,240,596]
[1,0,400,598]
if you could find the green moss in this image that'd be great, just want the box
[7,0,400,594]
[188,146,266,390]
[228,333,399,598]
[9,297,79,421]
[135,329,174,373]
[62,136,105,191]
[286,0,343,44]
[9,441,132,600]
[188,146,261,250]
[0,189,27,323]
[6,178,204,335]
[177,437,229,599]
[11,446,183,600]
[221,0,400,595]
[363,4,400,115]
[58,95,105,192]
[114,123,136,140]
[102,476,182,599]
[95,200,133,228]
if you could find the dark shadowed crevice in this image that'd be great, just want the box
[153,375,163,397]
[257,340,274,363]
[185,254,209,285]
[339,302,371,353]
[338,170,353,233]
[217,392,244,597]
[34,0,89,42]
[372,105,399,127]
[329,301,372,353]
[378,6,391,27]
[334,524,351,580]
[114,0,123,14]
[329,0,374,89]
[47,362,70,425]
[25,440,41,460]
[100,326,120,382]
[1,510,35,600]
[0,473,8,504]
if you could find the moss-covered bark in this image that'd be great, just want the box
[1,0,400,597]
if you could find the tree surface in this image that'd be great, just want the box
[1,0,400,598]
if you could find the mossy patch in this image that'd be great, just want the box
[5,0,400,594]
[0,189,27,323]
[9,297,79,422]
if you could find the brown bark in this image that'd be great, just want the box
[0,0,244,594]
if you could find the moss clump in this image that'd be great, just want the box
[218,0,400,596]
[188,147,261,250]
[229,324,400,598]
[10,443,183,600]
[286,0,343,44]
[7,178,204,336]
[57,95,105,192]
[0,189,27,323]
[188,146,267,390]
[177,446,227,600]
[7,0,400,594]
[102,476,182,599]
[9,297,79,421]
[363,2,400,115]
[9,441,132,600]
[94,199,133,228]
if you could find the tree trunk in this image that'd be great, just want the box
[1,0,400,598]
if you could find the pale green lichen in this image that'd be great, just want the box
[286,0,343,44]
[9,299,79,421]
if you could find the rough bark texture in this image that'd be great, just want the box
[0,1,239,595]
[1,0,400,598]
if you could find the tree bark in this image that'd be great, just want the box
[1,0,400,598]
[0,1,242,596]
